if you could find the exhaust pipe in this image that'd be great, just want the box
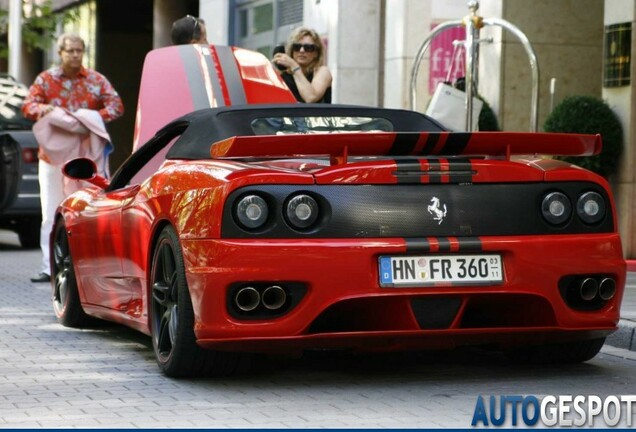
[579,277,599,301]
[261,285,287,310]
[598,278,616,301]
[235,286,260,312]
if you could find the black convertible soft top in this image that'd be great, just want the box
[108,104,445,191]
[162,104,446,160]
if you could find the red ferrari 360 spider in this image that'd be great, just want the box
[51,44,625,377]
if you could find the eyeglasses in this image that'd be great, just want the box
[292,43,317,53]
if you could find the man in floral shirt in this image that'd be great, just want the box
[22,33,124,283]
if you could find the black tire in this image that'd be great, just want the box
[51,221,90,327]
[17,218,40,249]
[150,225,251,377]
[506,337,606,364]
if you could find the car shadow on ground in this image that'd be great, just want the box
[73,317,604,384]
[0,229,35,251]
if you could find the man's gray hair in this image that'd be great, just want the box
[57,33,85,51]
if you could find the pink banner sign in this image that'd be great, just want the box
[429,25,466,94]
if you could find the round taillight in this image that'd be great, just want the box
[576,191,605,224]
[541,191,571,225]
[285,194,319,229]
[235,195,268,229]
[22,148,38,164]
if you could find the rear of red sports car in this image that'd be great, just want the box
[54,105,625,377]
[184,146,624,361]
[51,43,625,377]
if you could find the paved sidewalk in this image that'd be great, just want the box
[1,229,635,429]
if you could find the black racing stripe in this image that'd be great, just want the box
[407,238,481,253]
[394,158,423,184]
[420,133,440,155]
[442,133,471,154]
[407,237,477,253]
[388,133,419,155]
[405,238,431,253]
[178,45,213,109]
[448,158,474,184]
[215,46,247,105]
[427,160,442,183]
[437,237,451,252]
[457,237,482,252]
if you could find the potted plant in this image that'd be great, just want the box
[543,95,623,179]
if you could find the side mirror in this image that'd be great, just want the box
[63,158,109,189]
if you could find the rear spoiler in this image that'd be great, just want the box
[210,132,602,164]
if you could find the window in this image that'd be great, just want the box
[253,3,273,34]
[233,0,303,56]
[238,9,249,38]
[251,116,394,135]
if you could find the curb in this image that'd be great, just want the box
[627,260,636,273]
[606,319,636,352]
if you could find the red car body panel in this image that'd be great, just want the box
[184,234,622,352]
[54,45,625,359]
[133,45,296,151]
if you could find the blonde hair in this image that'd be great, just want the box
[285,27,325,74]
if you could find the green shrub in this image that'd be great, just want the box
[544,95,623,179]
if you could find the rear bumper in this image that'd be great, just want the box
[181,234,625,352]
[196,328,614,353]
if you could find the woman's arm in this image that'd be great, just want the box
[292,65,332,103]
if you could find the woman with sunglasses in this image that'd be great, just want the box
[272,27,332,103]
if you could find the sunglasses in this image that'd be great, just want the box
[187,14,200,34]
[292,43,317,53]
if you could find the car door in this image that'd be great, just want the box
[0,133,20,211]
[112,126,187,316]
[70,187,131,310]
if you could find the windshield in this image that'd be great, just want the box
[250,116,394,135]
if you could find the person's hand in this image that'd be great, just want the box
[272,53,297,71]
[40,104,55,118]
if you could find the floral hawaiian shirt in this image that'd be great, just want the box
[22,66,124,123]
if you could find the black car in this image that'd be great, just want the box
[0,75,40,248]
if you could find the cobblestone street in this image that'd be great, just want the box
[1,230,636,428]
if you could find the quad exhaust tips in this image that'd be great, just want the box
[235,287,260,312]
[234,285,288,312]
[598,277,616,301]
[262,285,287,310]
[576,276,617,302]
[579,278,598,301]
[563,275,618,310]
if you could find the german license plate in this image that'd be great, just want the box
[378,254,503,287]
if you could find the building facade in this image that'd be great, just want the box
[7,0,636,257]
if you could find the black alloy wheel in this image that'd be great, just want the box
[150,225,251,377]
[52,221,89,327]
